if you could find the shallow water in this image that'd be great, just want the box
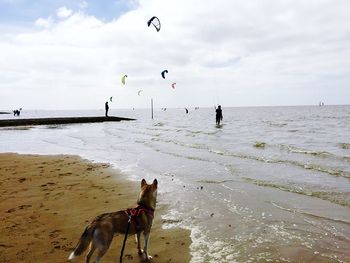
[1,106,350,262]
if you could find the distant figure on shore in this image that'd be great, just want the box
[105,101,109,117]
[216,105,223,125]
[185,108,189,114]
[13,109,20,116]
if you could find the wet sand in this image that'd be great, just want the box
[0,153,191,263]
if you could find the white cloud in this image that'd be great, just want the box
[1,0,350,110]
[79,1,88,10]
[34,17,53,28]
[57,6,73,19]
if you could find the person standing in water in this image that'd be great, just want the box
[216,105,223,125]
[105,101,109,117]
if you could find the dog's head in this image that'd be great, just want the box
[137,179,158,210]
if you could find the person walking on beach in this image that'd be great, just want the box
[216,105,223,125]
[105,101,109,117]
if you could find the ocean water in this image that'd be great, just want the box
[1,106,349,262]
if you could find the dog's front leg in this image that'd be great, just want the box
[142,230,152,261]
[136,232,142,255]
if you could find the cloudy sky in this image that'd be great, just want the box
[0,0,349,110]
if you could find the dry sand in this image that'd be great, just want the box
[0,153,191,263]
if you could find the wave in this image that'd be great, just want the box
[339,143,350,150]
[279,144,333,157]
[252,141,341,159]
[153,122,165,127]
[138,140,211,163]
[140,136,350,179]
[210,150,349,179]
[196,179,235,184]
[253,141,266,149]
[245,178,350,208]
[0,126,32,130]
[301,211,350,227]
[263,121,288,127]
[270,202,350,227]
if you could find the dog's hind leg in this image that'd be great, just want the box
[93,231,113,263]
[86,242,96,263]
[93,245,110,263]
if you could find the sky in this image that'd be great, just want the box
[0,0,349,110]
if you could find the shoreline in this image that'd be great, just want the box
[0,153,191,263]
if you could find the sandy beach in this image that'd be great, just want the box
[0,153,191,263]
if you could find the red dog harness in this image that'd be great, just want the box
[125,204,154,228]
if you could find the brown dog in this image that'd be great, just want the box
[68,178,158,262]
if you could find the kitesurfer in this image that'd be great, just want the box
[105,101,109,117]
[216,105,223,125]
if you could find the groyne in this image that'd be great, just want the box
[0,116,135,127]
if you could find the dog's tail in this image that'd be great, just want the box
[68,225,94,260]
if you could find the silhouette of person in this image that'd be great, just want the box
[216,105,223,125]
[185,108,189,114]
[105,101,109,117]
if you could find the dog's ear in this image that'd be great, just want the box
[141,179,147,187]
[153,179,158,188]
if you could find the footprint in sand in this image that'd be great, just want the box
[0,244,14,248]
[29,215,37,220]
[18,178,26,183]
[49,230,61,238]
[19,205,32,210]
[124,254,133,260]
[51,240,61,249]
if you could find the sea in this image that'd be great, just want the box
[1,105,349,263]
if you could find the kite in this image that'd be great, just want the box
[147,16,161,32]
[110,96,113,102]
[138,90,143,96]
[161,70,168,79]
[121,74,127,85]
[171,82,176,89]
